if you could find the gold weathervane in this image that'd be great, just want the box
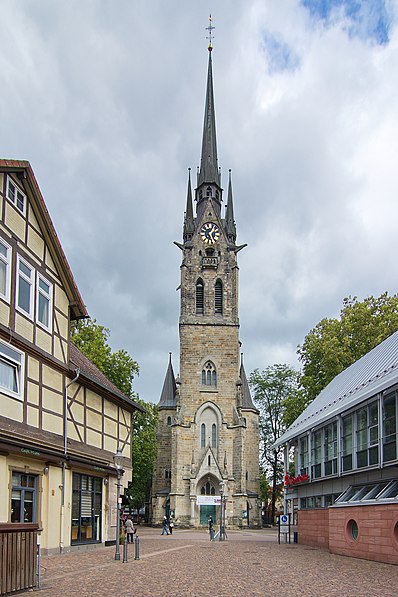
[206,14,215,51]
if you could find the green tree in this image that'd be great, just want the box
[71,318,158,510]
[298,293,398,402]
[249,364,301,524]
[128,399,158,510]
[71,318,139,396]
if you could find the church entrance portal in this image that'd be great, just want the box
[200,505,216,526]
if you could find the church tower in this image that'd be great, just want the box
[151,27,260,529]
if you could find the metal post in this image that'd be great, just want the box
[219,486,224,541]
[115,468,121,561]
[122,532,128,563]
[37,544,41,590]
[135,536,140,560]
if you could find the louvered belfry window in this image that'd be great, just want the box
[196,279,204,314]
[215,279,223,314]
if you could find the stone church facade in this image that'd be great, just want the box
[151,44,260,529]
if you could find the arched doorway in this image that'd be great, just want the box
[198,476,217,525]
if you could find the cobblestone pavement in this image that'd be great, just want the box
[37,527,398,597]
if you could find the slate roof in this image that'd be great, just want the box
[274,330,398,448]
[240,363,258,411]
[158,355,177,409]
[70,343,144,413]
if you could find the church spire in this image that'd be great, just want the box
[197,18,221,189]
[183,169,194,241]
[225,169,236,243]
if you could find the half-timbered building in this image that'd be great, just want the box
[0,160,143,554]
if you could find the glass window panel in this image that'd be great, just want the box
[379,480,398,499]
[18,277,31,313]
[11,492,22,522]
[19,261,32,278]
[16,191,24,212]
[0,359,18,392]
[38,293,49,327]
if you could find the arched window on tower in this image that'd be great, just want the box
[201,423,206,448]
[202,361,217,386]
[196,279,204,314]
[206,186,212,197]
[215,279,223,315]
[212,423,217,448]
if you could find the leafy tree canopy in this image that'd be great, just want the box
[249,364,302,522]
[71,318,139,397]
[298,293,398,402]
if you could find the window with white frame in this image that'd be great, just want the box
[0,238,11,302]
[6,176,26,215]
[0,340,24,399]
[383,392,397,463]
[16,256,33,318]
[36,273,53,331]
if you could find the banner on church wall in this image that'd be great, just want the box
[196,496,221,505]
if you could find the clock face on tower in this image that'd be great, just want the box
[200,222,220,244]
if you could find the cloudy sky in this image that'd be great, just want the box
[1,0,398,402]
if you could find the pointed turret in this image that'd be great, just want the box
[225,169,237,243]
[183,169,195,242]
[240,357,258,411]
[158,353,177,409]
[198,49,221,189]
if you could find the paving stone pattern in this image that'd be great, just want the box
[37,527,398,597]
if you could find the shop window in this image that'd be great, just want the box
[11,472,37,522]
[71,473,102,544]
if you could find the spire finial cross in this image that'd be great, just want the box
[206,14,215,51]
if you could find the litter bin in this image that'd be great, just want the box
[293,531,298,544]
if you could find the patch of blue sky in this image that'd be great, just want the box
[261,32,300,75]
[301,0,391,45]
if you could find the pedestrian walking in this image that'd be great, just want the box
[161,516,169,535]
[125,516,135,544]
[208,516,215,541]
[169,516,174,534]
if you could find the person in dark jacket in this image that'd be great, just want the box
[161,516,169,535]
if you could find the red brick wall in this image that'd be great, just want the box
[298,509,329,549]
[329,504,398,565]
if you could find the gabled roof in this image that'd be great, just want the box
[274,330,398,448]
[0,159,87,319]
[158,354,177,409]
[70,343,144,413]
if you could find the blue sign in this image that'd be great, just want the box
[281,514,288,523]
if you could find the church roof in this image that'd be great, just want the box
[197,49,220,188]
[240,363,258,411]
[158,354,177,409]
[274,330,398,448]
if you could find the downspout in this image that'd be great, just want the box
[60,368,80,553]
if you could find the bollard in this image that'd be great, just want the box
[135,535,140,560]
[123,534,128,563]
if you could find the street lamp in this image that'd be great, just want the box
[113,447,123,561]
[219,481,224,542]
